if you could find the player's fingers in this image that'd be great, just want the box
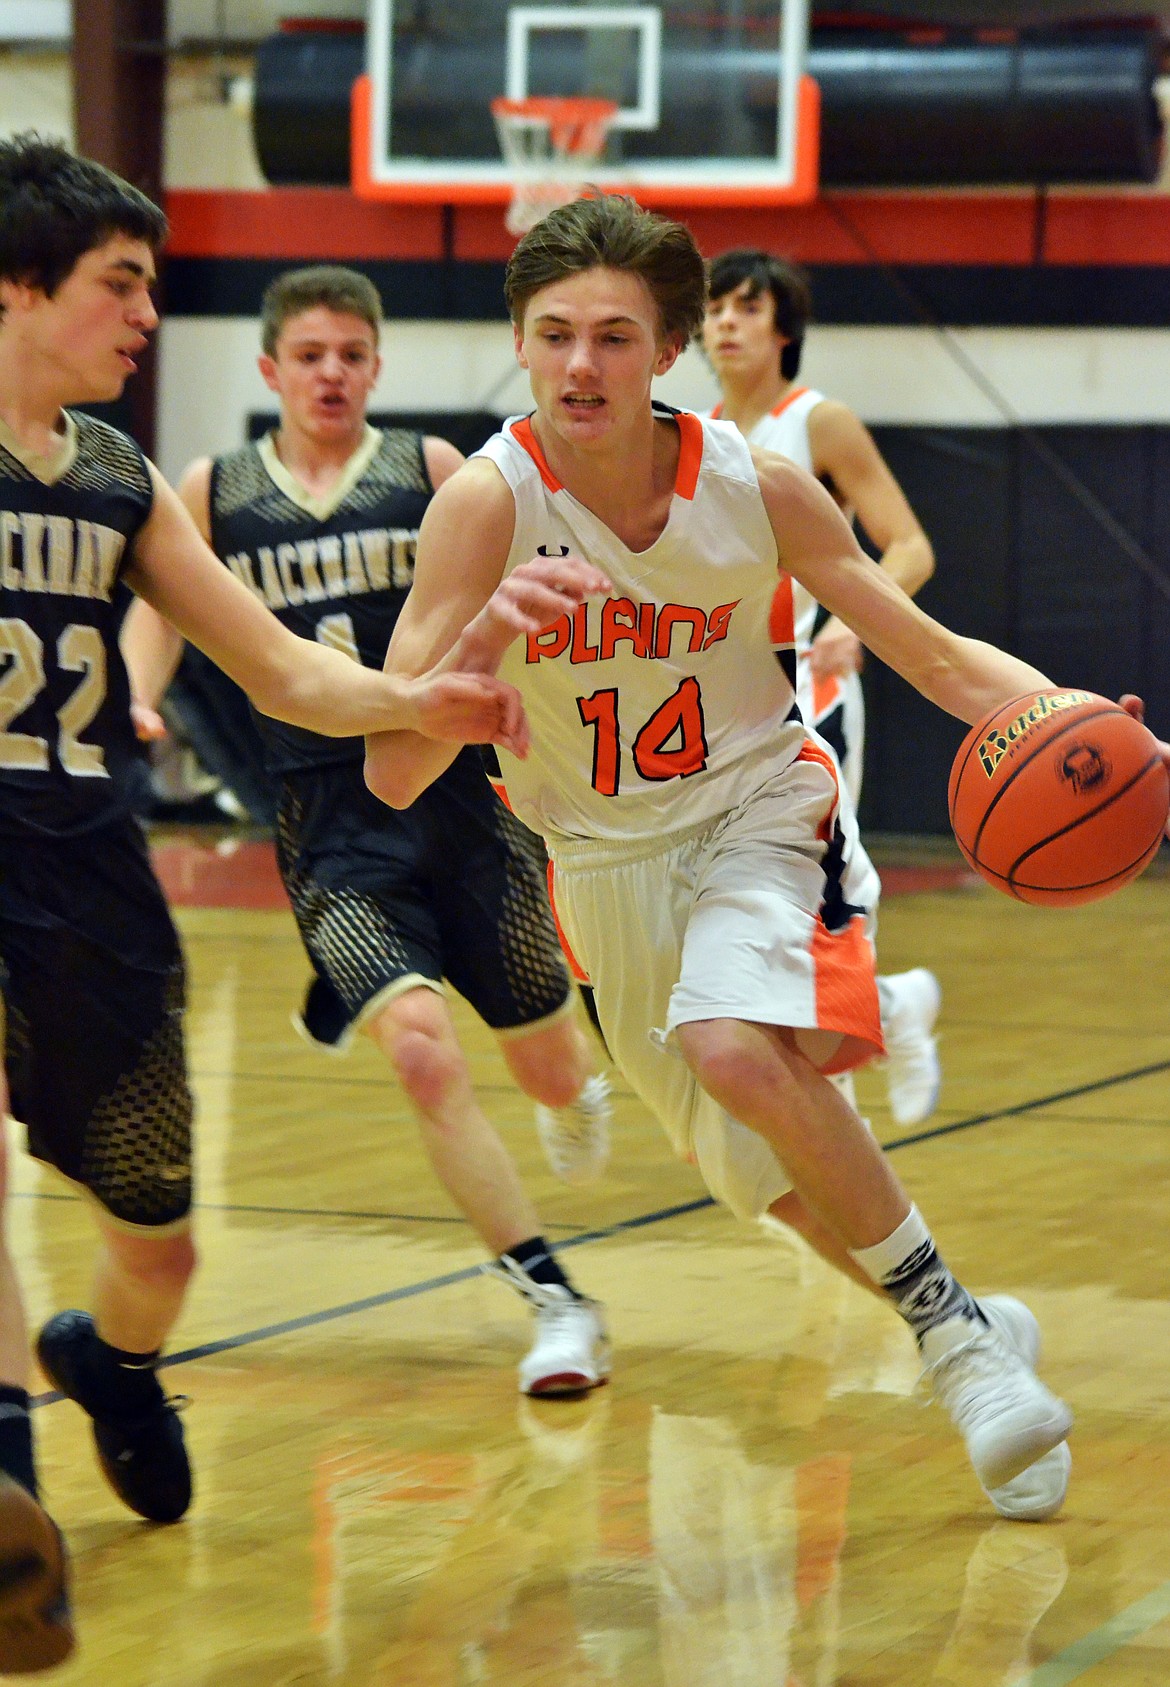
[493,687,530,759]
[130,702,167,742]
[519,555,610,597]
[500,581,581,628]
[488,597,543,635]
[1119,693,1145,723]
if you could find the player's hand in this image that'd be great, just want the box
[454,555,612,676]
[407,671,532,758]
[809,618,863,680]
[130,700,168,742]
[1121,693,1170,833]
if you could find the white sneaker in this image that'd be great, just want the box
[880,968,942,1128]
[921,1310,1073,1492]
[534,1073,612,1185]
[485,1256,611,1396]
[979,1296,1071,1521]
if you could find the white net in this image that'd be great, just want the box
[491,96,618,236]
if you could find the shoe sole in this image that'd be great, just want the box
[0,1481,74,1674]
[979,1296,1071,1519]
[524,1372,610,1398]
[975,1399,1074,1491]
[986,1440,1071,1521]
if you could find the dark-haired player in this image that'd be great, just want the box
[124,264,612,1396]
[702,247,942,1129]
[0,135,593,1670]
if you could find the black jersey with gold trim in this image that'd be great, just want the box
[0,413,152,838]
[209,428,432,775]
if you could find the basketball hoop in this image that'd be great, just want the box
[491,96,618,236]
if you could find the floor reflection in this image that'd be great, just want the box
[931,1527,1068,1687]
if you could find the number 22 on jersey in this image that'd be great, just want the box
[0,617,107,775]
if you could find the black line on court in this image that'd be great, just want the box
[31,1197,713,1407]
[6,1187,590,1229]
[7,1189,583,1230]
[885,1056,1170,1151]
[30,1056,1170,1409]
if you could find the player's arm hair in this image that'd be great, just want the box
[365,458,515,808]
[754,449,1050,725]
[125,462,519,743]
[120,456,213,711]
[807,401,934,596]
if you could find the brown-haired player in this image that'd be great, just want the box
[359,190,1152,1524]
[702,247,943,1130]
[0,140,593,1672]
[123,264,612,1404]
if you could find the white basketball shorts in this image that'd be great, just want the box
[547,742,882,1221]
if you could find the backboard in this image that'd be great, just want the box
[353,0,818,208]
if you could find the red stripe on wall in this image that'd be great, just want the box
[164,187,1170,269]
[1043,193,1170,266]
[165,189,446,260]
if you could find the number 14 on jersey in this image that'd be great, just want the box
[577,677,708,795]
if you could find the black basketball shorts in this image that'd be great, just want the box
[0,817,193,1230]
[276,753,572,1044]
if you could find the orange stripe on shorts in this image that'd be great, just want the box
[546,860,591,985]
[796,740,883,1066]
[810,914,882,1070]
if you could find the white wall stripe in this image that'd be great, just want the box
[157,318,1170,481]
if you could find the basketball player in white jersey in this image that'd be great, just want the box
[702,248,942,1130]
[362,194,1115,1519]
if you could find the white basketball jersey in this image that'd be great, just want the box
[475,407,806,843]
[710,386,825,653]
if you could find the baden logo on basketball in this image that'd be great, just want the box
[976,690,1093,778]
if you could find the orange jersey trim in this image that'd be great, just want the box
[673,411,704,500]
[769,575,797,646]
[770,384,810,417]
[510,411,703,500]
[510,416,561,492]
[710,389,808,423]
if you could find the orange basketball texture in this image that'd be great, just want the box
[947,690,1169,906]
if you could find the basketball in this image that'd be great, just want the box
[948,690,1169,906]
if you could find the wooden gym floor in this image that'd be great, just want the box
[11,833,1170,1686]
